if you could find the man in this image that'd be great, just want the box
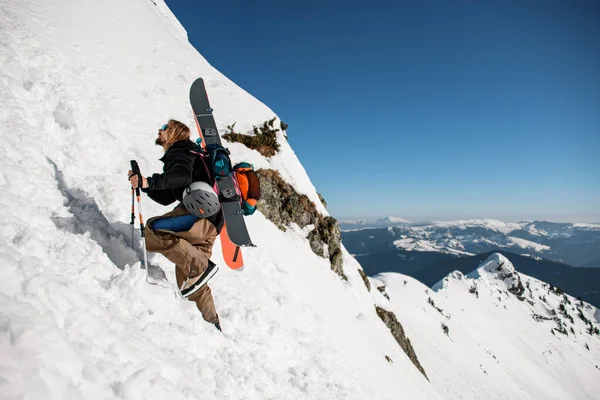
[128,119,222,331]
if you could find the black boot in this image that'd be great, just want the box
[180,260,218,299]
[214,313,222,332]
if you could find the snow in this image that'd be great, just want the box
[465,253,521,289]
[425,219,521,235]
[507,236,551,252]
[573,223,600,228]
[380,253,600,400]
[393,238,439,252]
[393,238,473,256]
[338,217,411,230]
[0,0,432,398]
[351,219,590,260]
[521,254,543,261]
[0,0,598,399]
[385,216,411,224]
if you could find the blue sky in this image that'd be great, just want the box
[165,0,599,222]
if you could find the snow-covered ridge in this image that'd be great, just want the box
[382,253,600,400]
[392,237,472,256]
[423,219,522,234]
[339,216,412,229]
[465,253,524,295]
[343,219,600,267]
[342,218,600,234]
[151,0,189,41]
[506,236,550,252]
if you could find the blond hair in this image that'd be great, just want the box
[162,119,191,150]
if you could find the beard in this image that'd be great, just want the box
[155,136,164,146]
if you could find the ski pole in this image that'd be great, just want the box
[130,160,149,282]
[130,187,135,249]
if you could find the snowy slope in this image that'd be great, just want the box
[392,237,472,256]
[375,254,600,399]
[0,0,435,399]
[506,236,551,252]
[1,1,598,399]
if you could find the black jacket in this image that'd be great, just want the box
[142,140,223,230]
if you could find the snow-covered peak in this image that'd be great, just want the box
[433,253,525,296]
[425,219,521,234]
[469,252,515,276]
[378,256,600,400]
[467,253,524,295]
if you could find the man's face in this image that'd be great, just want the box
[155,124,168,146]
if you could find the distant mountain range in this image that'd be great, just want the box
[341,219,600,268]
[342,219,600,307]
[338,216,412,230]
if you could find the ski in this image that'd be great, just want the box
[190,80,221,147]
[189,78,254,268]
[220,223,244,271]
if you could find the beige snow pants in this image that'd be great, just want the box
[145,205,219,324]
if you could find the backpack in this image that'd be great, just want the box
[233,162,261,215]
[192,140,260,216]
[204,143,233,179]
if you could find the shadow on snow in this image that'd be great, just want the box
[48,158,166,281]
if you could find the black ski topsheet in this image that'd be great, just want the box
[189,78,254,247]
[217,175,253,247]
[189,78,221,147]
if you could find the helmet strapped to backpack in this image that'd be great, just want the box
[182,181,220,218]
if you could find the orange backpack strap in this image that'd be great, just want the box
[244,170,260,201]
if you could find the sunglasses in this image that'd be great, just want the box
[160,124,168,131]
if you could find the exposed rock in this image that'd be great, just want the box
[377,285,390,300]
[497,260,526,299]
[317,192,327,208]
[307,215,344,279]
[468,253,526,300]
[257,169,345,279]
[441,323,449,336]
[375,306,428,380]
[256,169,312,230]
[357,269,371,291]
[532,313,554,322]
[469,284,479,298]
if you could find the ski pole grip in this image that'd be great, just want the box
[130,160,142,194]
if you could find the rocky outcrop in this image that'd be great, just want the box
[468,253,526,300]
[317,192,327,208]
[492,256,526,299]
[357,269,371,291]
[257,169,345,279]
[376,306,428,380]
